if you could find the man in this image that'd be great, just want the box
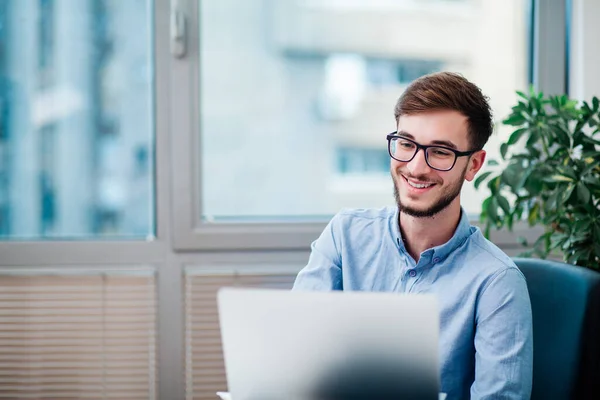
[293,72,533,399]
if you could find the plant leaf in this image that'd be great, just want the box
[504,114,527,126]
[487,197,499,224]
[550,174,574,182]
[528,202,540,226]
[497,195,511,215]
[577,183,591,204]
[594,223,600,241]
[500,143,509,159]
[474,171,494,189]
[517,91,529,101]
[507,128,529,145]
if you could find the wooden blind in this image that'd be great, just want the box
[184,267,299,400]
[0,270,157,399]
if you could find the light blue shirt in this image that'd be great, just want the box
[293,207,533,400]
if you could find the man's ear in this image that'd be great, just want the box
[464,150,486,182]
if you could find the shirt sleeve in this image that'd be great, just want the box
[471,268,533,400]
[292,214,343,291]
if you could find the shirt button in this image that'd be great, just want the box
[408,269,417,277]
[433,257,440,263]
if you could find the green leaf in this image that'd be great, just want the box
[487,176,501,196]
[513,165,536,191]
[550,233,569,249]
[507,128,529,145]
[474,171,494,189]
[577,183,591,204]
[528,202,540,226]
[551,125,571,147]
[557,166,578,180]
[581,136,600,146]
[505,213,514,230]
[562,184,575,203]
[574,218,592,232]
[582,174,600,187]
[487,159,499,166]
[545,190,560,214]
[550,174,574,182]
[516,91,529,101]
[594,223,600,241]
[504,114,527,126]
[487,197,499,224]
[497,195,511,215]
[500,143,509,159]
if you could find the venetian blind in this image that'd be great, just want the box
[184,266,300,400]
[0,269,157,399]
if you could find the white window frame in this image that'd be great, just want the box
[171,0,569,251]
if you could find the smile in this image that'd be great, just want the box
[403,176,436,190]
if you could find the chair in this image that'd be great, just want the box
[513,258,600,400]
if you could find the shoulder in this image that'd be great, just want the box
[465,229,528,292]
[468,229,521,270]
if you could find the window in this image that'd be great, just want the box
[337,147,389,175]
[0,0,154,239]
[366,58,443,87]
[198,0,529,223]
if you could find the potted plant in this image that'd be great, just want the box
[475,89,600,270]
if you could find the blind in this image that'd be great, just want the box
[184,267,300,400]
[0,269,157,399]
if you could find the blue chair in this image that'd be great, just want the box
[513,258,600,400]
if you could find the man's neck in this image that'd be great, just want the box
[399,202,462,262]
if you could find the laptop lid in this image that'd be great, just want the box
[217,288,439,400]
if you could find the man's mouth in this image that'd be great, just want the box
[403,175,436,190]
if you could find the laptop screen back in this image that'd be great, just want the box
[218,288,439,400]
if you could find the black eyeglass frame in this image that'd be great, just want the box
[386,131,481,171]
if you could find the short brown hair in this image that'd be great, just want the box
[394,72,493,150]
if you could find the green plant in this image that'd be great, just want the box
[476,88,600,270]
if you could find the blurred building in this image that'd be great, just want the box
[0,0,152,238]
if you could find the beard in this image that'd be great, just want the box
[392,166,467,218]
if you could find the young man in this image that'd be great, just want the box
[293,72,533,399]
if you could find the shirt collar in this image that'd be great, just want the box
[394,207,474,263]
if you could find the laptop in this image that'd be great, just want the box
[217,288,440,400]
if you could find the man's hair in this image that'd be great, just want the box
[393,72,493,151]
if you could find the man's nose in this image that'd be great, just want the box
[406,148,432,175]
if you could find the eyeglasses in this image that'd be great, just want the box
[386,132,480,171]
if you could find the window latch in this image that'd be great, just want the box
[170,8,186,58]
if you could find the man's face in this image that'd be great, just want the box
[391,110,486,218]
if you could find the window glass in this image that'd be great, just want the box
[200,0,528,220]
[0,0,154,239]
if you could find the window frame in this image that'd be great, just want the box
[171,0,568,251]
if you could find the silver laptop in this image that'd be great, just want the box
[217,288,440,400]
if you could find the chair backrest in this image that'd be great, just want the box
[513,258,600,400]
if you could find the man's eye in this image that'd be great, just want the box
[431,149,452,157]
[398,141,415,149]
